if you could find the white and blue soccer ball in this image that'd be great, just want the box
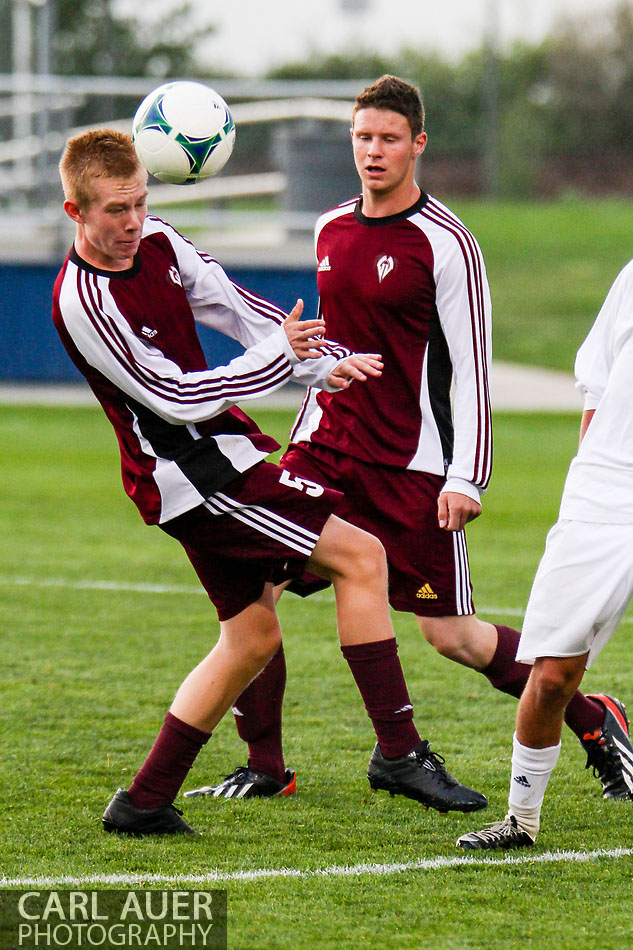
[132,81,236,185]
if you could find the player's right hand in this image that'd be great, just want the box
[437,491,482,531]
[283,299,326,360]
[328,353,383,389]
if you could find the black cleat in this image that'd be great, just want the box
[582,694,633,800]
[184,767,297,800]
[367,740,488,813]
[102,788,197,835]
[457,814,535,851]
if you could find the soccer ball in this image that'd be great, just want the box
[132,81,236,185]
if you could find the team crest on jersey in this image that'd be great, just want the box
[168,264,183,287]
[376,254,394,282]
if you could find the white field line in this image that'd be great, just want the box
[1,847,632,889]
[0,574,207,596]
[3,573,633,625]
[0,573,523,616]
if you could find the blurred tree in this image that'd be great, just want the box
[52,0,211,79]
[0,2,9,74]
[268,3,633,198]
[269,49,487,193]
[0,0,216,124]
[537,2,633,193]
[270,50,392,81]
[4,0,633,198]
[0,0,213,77]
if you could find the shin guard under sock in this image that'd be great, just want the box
[341,638,420,759]
[128,711,211,809]
[232,645,287,783]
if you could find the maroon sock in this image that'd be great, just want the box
[563,691,604,741]
[341,638,420,759]
[482,625,533,699]
[128,711,211,809]
[232,645,287,784]
[483,625,604,740]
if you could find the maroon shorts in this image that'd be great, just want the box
[281,443,474,617]
[161,461,342,621]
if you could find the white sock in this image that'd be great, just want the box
[507,732,561,839]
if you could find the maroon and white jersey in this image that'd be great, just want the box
[52,215,350,525]
[290,192,492,499]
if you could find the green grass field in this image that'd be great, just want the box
[451,198,633,373]
[1,404,633,948]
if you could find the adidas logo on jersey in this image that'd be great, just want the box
[416,583,438,600]
[318,255,331,272]
[141,326,158,339]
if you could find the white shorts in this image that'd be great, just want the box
[517,519,633,669]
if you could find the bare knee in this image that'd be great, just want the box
[248,611,281,667]
[530,658,583,707]
[417,615,498,669]
[418,616,456,657]
[220,598,282,670]
[249,617,282,668]
[333,529,387,587]
[353,533,388,586]
[308,517,387,588]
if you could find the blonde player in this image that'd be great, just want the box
[54,128,487,835]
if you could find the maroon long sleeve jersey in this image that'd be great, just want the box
[290,192,493,500]
[53,215,350,524]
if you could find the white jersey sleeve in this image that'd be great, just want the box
[57,264,295,425]
[575,259,633,410]
[559,258,633,523]
[148,217,352,393]
[425,204,492,500]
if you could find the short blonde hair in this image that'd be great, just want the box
[59,128,146,208]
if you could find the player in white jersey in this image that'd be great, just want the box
[188,75,632,807]
[54,128,488,835]
[458,258,633,851]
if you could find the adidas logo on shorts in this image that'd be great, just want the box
[416,583,438,600]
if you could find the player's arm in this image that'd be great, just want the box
[58,280,305,424]
[574,257,633,447]
[156,219,352,387]
[433,232,492,529]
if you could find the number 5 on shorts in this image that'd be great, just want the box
[279,469,325,497]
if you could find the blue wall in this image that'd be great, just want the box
[1,262,319,382]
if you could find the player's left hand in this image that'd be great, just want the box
[437,491,481,531]
[283,299,327,360]
[327,353,383,389]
